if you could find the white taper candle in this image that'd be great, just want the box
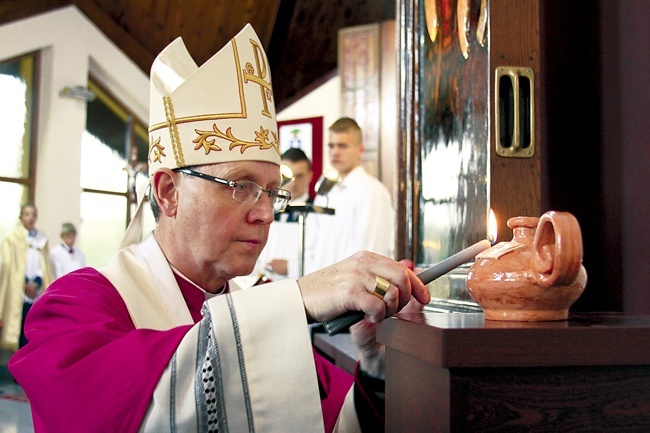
[416,239,492,284]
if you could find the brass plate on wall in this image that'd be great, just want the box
[495,66,535,157]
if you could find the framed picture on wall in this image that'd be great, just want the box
[277,116,323,198]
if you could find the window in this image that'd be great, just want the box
[79,78,151,266]
[0,52,38,239]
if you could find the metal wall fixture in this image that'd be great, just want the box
[60,85,97,102]
[494,67,535,158]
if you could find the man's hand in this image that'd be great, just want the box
[297,251,430,324]
[267,259,288,276]
[347,259,427,379]
[350,320,385,379]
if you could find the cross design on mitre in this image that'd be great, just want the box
[243,39,273,118]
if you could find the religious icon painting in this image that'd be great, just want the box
[277,116,323,196]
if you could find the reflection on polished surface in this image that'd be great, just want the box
[396,311,650,329]
[417,0,489,267]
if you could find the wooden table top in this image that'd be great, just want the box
[312,332,358,374]
[377,312,650,368]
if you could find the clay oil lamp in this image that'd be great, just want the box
[467,211,588,321]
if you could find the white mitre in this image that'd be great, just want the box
[147,23,280,173]
[121,25,280,248]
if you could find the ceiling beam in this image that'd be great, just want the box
[0,0,154,74]
[0,0,69,27]
[72,0,154,74]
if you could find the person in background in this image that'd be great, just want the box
[49,222,87,279]
[233,147,314,287]
[9,25,430,432]
[280,147,314,205]
[262,147,313,280]
[304,117,396,275]
[280,147,314,207]
[0,203,54,351]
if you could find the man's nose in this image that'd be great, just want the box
[251,194,276,223]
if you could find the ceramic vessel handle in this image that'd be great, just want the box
[532,211,583,287]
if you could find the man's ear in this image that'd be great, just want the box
[152,169,179,217]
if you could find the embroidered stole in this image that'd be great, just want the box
[100,235,325,432]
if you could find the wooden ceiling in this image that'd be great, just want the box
[0,0,395,109]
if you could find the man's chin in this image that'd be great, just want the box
[231,261,257,278]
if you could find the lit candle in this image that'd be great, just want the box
[322,210,498,335]
[417,209,497,285]
[416,239,492,285]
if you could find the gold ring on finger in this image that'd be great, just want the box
[373,276,390,299]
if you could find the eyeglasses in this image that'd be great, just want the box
[174,168,292,212]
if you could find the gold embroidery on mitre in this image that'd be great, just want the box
[192,124,279,155]
[163,96,185,167]
[148,38,248,133]
[193,125,223,154]
[243,38,273,118]
[149,136,166,164]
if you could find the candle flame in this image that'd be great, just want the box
[488,209,497,244]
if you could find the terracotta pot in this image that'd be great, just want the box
[466,211,588,321]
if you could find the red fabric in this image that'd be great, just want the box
[314,349,355,432]
[8,267,355,432]
[9,268,190,432]
[353,362,385,432]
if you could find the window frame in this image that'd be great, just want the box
[83,74,148,226]
[0,50,41,204]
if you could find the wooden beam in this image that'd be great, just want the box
[0,0,70,27]
[0,0,154,74]
[72,0,154,74]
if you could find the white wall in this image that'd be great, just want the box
[277,75,341,173]
[0,6,149,244]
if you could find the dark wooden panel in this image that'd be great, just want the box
[88,0,281,72]
[379,312,650,368]
[381,312,650,432]
[385,349,451,433]
[489,0,541,243]
[539,1,615,312]
[454,365,650,432]
[388,347,650,433]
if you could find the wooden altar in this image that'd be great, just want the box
[377,312,650,432]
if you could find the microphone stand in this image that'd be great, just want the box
[281,168,340,277]
[283,203,335,277]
